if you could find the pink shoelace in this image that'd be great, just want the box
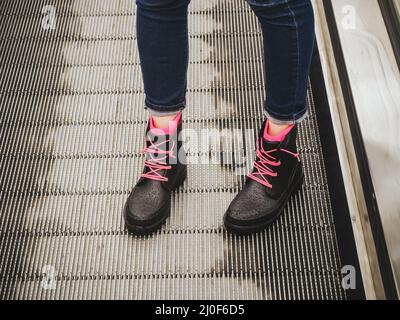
[248,138,300,189]
[141,135,176,182]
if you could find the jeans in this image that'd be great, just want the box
[136,0,315,124]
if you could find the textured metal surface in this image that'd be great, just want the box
[0,0,345,299]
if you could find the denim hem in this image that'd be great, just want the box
[145,99,186,116]
[264,107,308,125]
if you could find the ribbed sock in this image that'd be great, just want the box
[149,112,182,135]
[263,119,294,142]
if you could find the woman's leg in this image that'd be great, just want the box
[125,0,190,235]
[248,0,315,131]
[136,0,191,126]
[224,0,315,234]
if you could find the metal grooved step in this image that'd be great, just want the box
[0,0,345,299]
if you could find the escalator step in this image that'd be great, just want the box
[0,0,345,300]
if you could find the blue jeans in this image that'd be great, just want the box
[136,0,315,124]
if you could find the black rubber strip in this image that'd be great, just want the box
[378,0,400,70]
[310,43,365,300]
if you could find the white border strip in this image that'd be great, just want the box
[311,0,386,300]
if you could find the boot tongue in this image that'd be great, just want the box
[145,129,172,165]
[145,112,181,161]
[143,116,181,178]
[141,131,172,183]
[256,137,280,161]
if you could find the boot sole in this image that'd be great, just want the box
[124,167,187,236]
[224,169,304,235]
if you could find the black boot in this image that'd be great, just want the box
[224,120,304,235]
[124,117,187,235]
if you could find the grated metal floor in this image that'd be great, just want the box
[0,0,346,299]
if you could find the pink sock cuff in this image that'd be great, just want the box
[150,112,181,135]
[263,120,294,142]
